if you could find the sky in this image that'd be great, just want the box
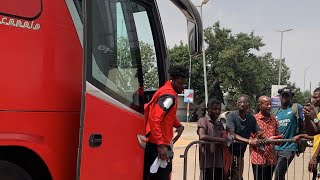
[157,0,320,92]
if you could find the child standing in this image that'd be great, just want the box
[197,99,229,180]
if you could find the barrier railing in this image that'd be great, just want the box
[180,139,314,180]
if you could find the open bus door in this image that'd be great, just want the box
[77,0,202,179]
[77,0,168,179]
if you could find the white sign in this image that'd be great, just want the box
[271,85,286,97]
[184,89,194,103]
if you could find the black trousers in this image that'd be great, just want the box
[252,164,275,180]
[200,167,223,180]
[143,143,172,180]
[274,151,295,180]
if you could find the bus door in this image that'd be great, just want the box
[77,0,167,179]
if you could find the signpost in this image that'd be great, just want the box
[184,89,193,122]
[184,89,194,103]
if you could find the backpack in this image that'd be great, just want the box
[272,103,307,156]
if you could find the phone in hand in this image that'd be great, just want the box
[305,103,311,107]
[167,150,174,158]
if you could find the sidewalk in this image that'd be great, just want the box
[172,122,313,180]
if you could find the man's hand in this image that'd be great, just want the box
[308,157,318,172]
[229,133,235,141]
[157,144,168,160]
[172,125,184,144]
[293,135,301,143]
[256,131,265,139]
[304,105,317,120]
[249,138,266,146]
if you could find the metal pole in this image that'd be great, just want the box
[275,28,293,85]
[200,5,209,107]
[186,55,192,122]
[304,67,310,91]
[278,32,283,85]
[304,69,306,91]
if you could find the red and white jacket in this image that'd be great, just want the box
[145,81,181,145]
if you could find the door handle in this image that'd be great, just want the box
[89,134,102,147]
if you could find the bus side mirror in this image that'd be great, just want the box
[187,20,201,57]
[170,0,203,56]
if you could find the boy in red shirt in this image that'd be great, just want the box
[143,65,188,180]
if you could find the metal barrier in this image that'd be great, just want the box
[180,139,314,180]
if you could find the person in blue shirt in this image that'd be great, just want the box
[273,87,304,180]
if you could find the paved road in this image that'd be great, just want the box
[172,122,314,180]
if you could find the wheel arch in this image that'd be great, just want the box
[0,146,52,180]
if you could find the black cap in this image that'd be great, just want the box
[279,87,294,96]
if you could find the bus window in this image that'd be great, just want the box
[88,0,159,114]
[132,3,159,91]
[0,0,42,20]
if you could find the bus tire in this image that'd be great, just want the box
[0,160,33,180]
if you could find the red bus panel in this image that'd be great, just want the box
[0,0,42,19]
[79,93,145,179]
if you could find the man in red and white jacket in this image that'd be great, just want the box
[143,64,188,180]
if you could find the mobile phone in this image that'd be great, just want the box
[167,150,174,158]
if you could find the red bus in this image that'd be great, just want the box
[0,0,202,179]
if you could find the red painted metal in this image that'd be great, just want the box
[0,0,149,179]
[0,0,82,179]
[0,112,80,179]
[0,0,82,111]
[79,94,145,180]
[0,0,41,18]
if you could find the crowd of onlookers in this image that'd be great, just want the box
[197,86,320,180]
[142,65,320,180]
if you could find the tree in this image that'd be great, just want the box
[168,41,208,104]
[287,82,311,104]
[116,36,158,90]
[140,41,158,90]
[169,22,292,110]
[205,22,291,109]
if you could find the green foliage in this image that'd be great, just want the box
[117,36,158,90]
[287,82,311,104]
[116,36,135,91]
[140,41,158,90]
[169,22,292,110]
[168,41,206,103]
[168,41,190,63]
[206,22,291,110]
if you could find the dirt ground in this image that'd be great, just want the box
[172,122,314,180]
